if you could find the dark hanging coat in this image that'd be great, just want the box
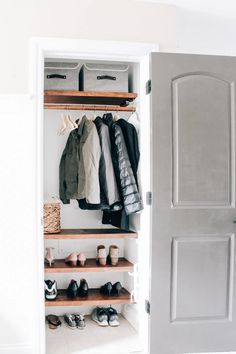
[116,118,140,187]
[103,113,143,215]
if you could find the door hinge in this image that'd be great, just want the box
[146,79,151,94]
[145,299,150,315]
[146,191,152,206]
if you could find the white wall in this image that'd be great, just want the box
[0,96,36,354]
[176,8,236,55]
[0,0,176,94]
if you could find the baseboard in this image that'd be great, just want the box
[122,303,139,331]
[0,344,32,354]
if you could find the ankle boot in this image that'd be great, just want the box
[97,245,107,266]
[78,279,89,297]
[109,245,119,266]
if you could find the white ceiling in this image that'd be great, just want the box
[135,0,236,18]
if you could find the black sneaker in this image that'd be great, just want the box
[44,280,58,300]
[74,314,86,329]
[106,306,119,327]
[91,307,108,327]
[66,279,79,298]
[64,313,76,329]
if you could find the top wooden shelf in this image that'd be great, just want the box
[44,228,138,240]
[44,90,137,109]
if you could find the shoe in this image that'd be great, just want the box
[109,245,119,266]
[91,307,108,327]
[78,253,86,267]
[46,314,61,329]
[44,280,58,300]
[100,282,112,296]
[74,314,86,329]
[66,280,79,298]
[78,279,88,297]
[64,313,76,329]
[106,307,119,327]
[45,247,55,267]
[97,245,107,266]
[112,282,122,296]
[65,252,78,267]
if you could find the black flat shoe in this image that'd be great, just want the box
[78,278,89,297]
[100,282,113,296]
[66,279,79,298]
[112,282,122,296]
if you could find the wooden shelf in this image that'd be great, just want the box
[44,228,137,240]
[45,257,133,273]
[45,288,134,307]
[44,90,137,111]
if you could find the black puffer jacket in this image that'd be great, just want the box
[103,114,143,215]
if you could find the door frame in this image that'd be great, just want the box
[30,37,158,354]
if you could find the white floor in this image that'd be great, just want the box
[46,315,144,354]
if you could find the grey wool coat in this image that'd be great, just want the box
[94,116,121,209]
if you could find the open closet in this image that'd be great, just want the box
[32,38,236,354]
[43,58,150,354]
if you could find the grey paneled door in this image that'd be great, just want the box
[150,53,236,354]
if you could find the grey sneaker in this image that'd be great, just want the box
[64,313,76,329]
[106,307,119,327]
[91,307,108,327]
[74,314,86,329]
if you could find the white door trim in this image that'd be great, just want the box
[29,37,159,354]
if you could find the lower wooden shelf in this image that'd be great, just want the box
[45,288,134,307]
[44,258,133,273]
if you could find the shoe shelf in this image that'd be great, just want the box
[45,288,134,307]
[44,228,137,240]
[45,257,134,273]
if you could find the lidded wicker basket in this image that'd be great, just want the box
[43,200,61,234]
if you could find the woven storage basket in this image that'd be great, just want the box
[44,201,61,234]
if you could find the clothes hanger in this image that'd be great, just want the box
[57,114,68,135]
[91,106,97,121]
[67,113,77,129]
[113,109,120,121]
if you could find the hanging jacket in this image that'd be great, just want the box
[103,113,143,215]
[94,116,121,210]
[59,129,80,204]
[116,118,140,187]
[59,116,101,204]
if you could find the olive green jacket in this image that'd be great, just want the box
[59,116,101,204]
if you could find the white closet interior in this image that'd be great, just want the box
[43,57,150,354]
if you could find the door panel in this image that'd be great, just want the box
[172,74,234,207]
[170,235,233,322]
[150,53,236,354]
